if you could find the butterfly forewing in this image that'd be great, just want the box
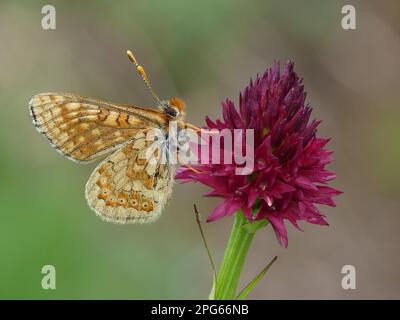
[29,93,168,162]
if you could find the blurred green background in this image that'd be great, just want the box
[1,0,399,299]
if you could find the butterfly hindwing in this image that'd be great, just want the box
[85,132,175,223]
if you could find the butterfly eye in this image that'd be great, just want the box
[164,105,178,118]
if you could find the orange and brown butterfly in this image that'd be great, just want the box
[29,50,202,224]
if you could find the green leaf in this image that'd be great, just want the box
[208,276,216,300]
[235,256,278,300]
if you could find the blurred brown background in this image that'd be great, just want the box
[0,0,399,299]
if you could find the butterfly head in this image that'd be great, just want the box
[161,97,186,120]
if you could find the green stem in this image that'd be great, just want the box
[214,211,267,299]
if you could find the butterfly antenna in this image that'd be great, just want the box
[127,50,164,106]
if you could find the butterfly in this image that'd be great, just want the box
[29,50,203,224]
